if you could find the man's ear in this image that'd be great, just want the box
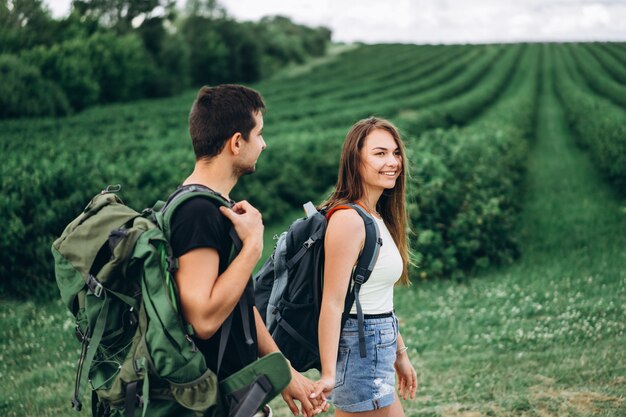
[228,132,244,156]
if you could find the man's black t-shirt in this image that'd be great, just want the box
[169,196,257,379]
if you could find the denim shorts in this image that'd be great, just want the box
[328,314,398,412]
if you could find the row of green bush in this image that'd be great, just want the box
[267,46,499,134]
[554,45,626,194]
[255,44,429,98]
[398,44,523,133]
[585,44,626,85]
[402,44,540,279]
[266,45,469,109]
[569,44,626,108]
[601,43,626,67]
[271,46,479,122]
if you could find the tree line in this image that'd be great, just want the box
[0,0,331,118]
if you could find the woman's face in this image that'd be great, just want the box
[359,128,402,193]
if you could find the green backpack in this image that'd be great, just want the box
[52,184,291,417]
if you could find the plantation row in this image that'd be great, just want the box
[601,42,626,67]
[585,44,626,84]
[1,42,624,300]
[399,44,540,278]
[257,44,441,98]
[568,45,626,108]
[551,44,626,194]
[267,46,499,130]
[265,46,472,109]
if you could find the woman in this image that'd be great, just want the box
[311,117,417,416]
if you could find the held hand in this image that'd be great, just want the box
[394,353,417,400]
[219,201,263,252]
[310,374,335,406]
[281,368,328,417]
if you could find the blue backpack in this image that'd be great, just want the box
[254,202,382,372]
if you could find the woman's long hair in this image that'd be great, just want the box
[321,117,411,285]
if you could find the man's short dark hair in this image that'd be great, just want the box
[189,85,266,161]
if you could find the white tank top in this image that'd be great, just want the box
[349,216,403,314]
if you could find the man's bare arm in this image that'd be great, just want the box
[176,200,263,339]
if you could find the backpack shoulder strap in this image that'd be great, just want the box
[325,203,358,220]
[159,184,232,233]
[331,203,383,358]
[158,184,250,376]
[325,203,382,285]
[346,203,382,287]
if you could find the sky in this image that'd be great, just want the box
[45,0,626,44]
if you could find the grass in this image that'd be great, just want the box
[2,48,626,416]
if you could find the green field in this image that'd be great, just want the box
[1,42,625,416]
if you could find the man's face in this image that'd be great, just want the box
[235,111,265,177]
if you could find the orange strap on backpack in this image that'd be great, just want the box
[325,202,369,220]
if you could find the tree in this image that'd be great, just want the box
[0,0,57,52]
[137,16,191,96]
[72,0,176,33]
[181,15,229,85]
[184,0,225,19]
[20,39,100,110]
[0,53,70,118]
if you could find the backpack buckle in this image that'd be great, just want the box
[185,334,198,353]
[303,238,315,249]
[87,274,104,298]
[93,284,103,298]
[354,274,365,285]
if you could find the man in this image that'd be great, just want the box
[170,85,326,417]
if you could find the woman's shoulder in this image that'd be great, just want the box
[326,207,365,238]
